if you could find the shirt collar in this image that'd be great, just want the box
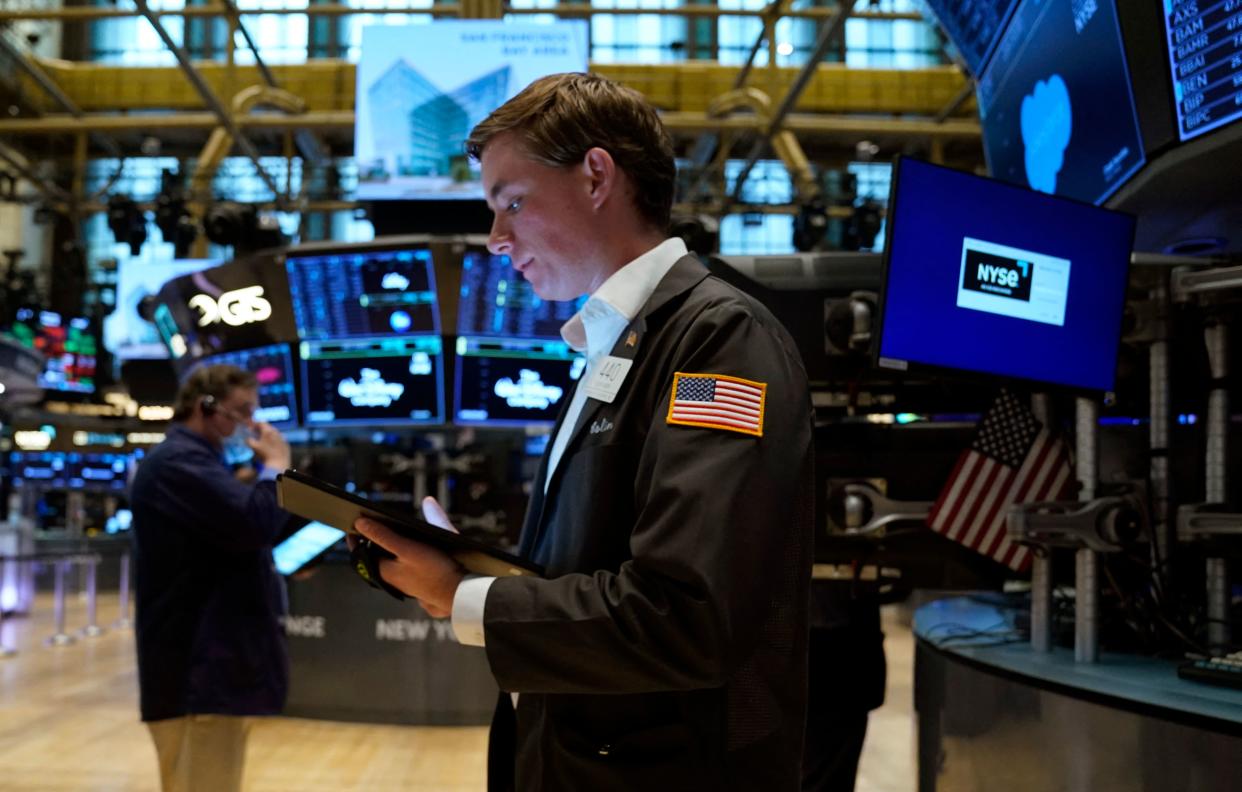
[561,238,689,358]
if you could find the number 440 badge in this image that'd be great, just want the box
[582,356,634,404]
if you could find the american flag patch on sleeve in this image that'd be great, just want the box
[666,372,766,437]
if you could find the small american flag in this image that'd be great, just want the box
[927,390,1074,572]
[666,372,766,437]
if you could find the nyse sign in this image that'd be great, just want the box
[189,285,272,327]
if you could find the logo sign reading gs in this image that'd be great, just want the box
[189,286,272,327]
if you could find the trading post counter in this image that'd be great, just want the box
[914,598,1242,792]
[284,559,498,725]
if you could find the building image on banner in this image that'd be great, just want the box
[355,20,589,200]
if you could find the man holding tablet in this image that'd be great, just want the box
[353,73,815,791]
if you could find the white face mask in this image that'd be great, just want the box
[221,422,255,465]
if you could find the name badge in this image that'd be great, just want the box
[582,356,633,404]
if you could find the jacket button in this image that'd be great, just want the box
[598,744,611,756]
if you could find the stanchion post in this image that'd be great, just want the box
[45,560,76,647]
[80,557,105,638]
[0,602,16,658]
[113,551,132,630]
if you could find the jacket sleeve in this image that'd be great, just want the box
[149,449,286,551]
[482,302,813,694]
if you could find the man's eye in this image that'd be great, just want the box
[507,198,522,213]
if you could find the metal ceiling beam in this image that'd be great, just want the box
[0,3,920,22]
[0,141,71,201]
[218,0,327,166]
[0,31,124,160]
[0,110,981,139]
[934,78,976,124]
[730,2,854,203]
[130,0,284,201]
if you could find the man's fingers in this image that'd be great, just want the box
[421,496,459,534]
[354,516,415,556]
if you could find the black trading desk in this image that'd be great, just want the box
[283,560,498,725]
[914,597,1242,792]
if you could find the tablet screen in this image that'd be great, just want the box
[273,521,347,576]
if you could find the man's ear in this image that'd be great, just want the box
[581,147,616,212]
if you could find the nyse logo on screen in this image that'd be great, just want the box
[961,248,1034,302]
[189,285,272,327]
[956,237,1071,328]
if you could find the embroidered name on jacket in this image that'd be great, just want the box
[666,372,766,437]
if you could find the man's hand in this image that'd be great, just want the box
[354,497,465,617]
[247,422,291,471]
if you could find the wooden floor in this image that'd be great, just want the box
[0,593,914,791]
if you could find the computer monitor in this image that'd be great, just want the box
[71,453,131,493]
[9,452,69,489]
[300,336,445,426]
[187,343,300,428]
[453,337,584,426]
[876,157,1136,394]
[921,0,1019,74]
[1163,3,1242,140]
[285,245,441,340]
[977,0,1145,204]
[7,308,98,394]
[457,248,584,339]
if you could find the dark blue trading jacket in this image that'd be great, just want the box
[130,424,289,722]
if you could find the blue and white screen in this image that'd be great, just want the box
[1164,0,1242,140]
[977,0,1145,205]
[878,158,1135,392]
[273,521,346,576]
[922,0,1019,74]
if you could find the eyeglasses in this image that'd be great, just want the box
[216,404,256,424]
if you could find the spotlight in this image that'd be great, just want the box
[204,201,287,255]
[792,197,830,252]
[106,194,148,256]
[154,169,197,258]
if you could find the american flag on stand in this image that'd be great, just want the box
[927,390,1074,572]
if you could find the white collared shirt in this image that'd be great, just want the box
[451,237,689,648]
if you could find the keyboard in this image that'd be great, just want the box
[1178,653,1242,691]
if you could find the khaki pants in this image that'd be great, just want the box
[147,714,251,792]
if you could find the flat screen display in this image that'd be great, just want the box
[272,521,346,575]
[71,453,131,492]
[105,258,218,359]
[7,308,98,393]
[300,336,444,426]
[457,249,584,339]
[286,246,440,340]
[354,20,588,200]
[921,0,1019,74]
[9,452,69,489]
[876,157,1135,393]
[188,343,300,427]
[453,337,584,426]
[977,0,1145,205]
[1163,1,1242,140]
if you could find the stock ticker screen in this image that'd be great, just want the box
[300,336,444,426]
[9,452,129,492]
[190,343,300,427]
[286,246,440,340]
[1164,0,1242,140]
[457,249,583,339]
[977,0,1145,205]
[453,337,585,426]
[921,0,1019,74]
[8,308,98,394]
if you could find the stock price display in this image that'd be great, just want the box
[1166,0,1242,140]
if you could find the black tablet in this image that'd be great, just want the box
[275,469,543,578]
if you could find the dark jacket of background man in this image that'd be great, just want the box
[130,424,289,721]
